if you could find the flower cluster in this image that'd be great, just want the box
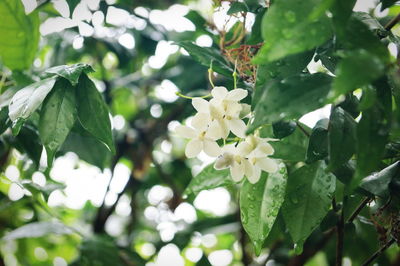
[175,86,278,184]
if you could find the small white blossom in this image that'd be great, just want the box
[175,113,221,158]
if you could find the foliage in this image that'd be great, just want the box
[0,0,400,265]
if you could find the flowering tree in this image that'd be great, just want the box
[0,0,400,265]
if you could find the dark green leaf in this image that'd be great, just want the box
[14,125,43,166]
[360,161,400,198]
[272,120,297,139]
[71,236,122,266]
[330,49,385,99]
[270,125,310,162]
[227,2,248,15]
[176,41,233,77]
[240,163,287,255]
[306,119,329,163]
[39,78,77,166]
[337,94,360,118]
[45,64,94,86]
[247,8,266,45]
[8,77,57,122]
[61,131,111,170]
[328,107,356,171]
[76,74,115,153]
[381,0,398,10]
[329,0,357,36]
[0,107,9,134]
[250,73,332,131]
[253,0,332,63]
[354,106,388,183]
[282,161,336,245]
[2,221,73,240]
[184,164,233,196]
[0,0,40,70]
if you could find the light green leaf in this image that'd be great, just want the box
[76,74,115,153]
[39,78,77,167]
[282,161,335,245]
[250,73,332,131]
[253,0,333,63]
[328,107,356,171]
[45,64,94,86]
[184,164,233,196]
[3,221,73,240]
[0,0,40,70]
[8,77,57,122]
[240,163,287,255]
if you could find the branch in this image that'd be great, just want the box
[385,13,400,31]
[295,121,310,138]
[347,197,371,224]
[361,238,396,266]
[336,206,344,266]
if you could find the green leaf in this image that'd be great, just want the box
[61,131,111,170]
[76,74,115,153]
[184,164,233,196]
[282,161,335,245]
[14,125,43,166]
[354,106,388,183]
[0,0,40,70]
[0,87,20,109]
[240,163,287,255]
[176,41,233,77]
[381,0,398,10]
[328,107,357,171]
[2,221,73,240]
[8,77,57,122]
[272,120,297,139]
[250,73,332,131]
[306,119,329,163]
[330,49,385,99]
[253,0,332,63]
[0,107,9,134]
[227,2,248,15]
[39,78,77,167]
[329,0,357,36]
[71,236,123,266]
[45,64,94,86]
[270,125,310,162]
[360,161,400,198]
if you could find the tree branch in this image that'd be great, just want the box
[385,13,400,31]
[347,197,371,224]
[361,238,396,266]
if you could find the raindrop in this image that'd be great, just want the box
[284,11,296,23]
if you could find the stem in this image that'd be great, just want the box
[385,13,400,31]
[336,200,345,266]
[347,197,371,223]
[175,92,211,99]
[295,121,310,138]
[208,61,215,88]
[233,59,238,89]
[361,238,396,266]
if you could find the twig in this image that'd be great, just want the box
[347,197,372,224]
[361,238,396,266]
[385,13,400,31]
[295,121,310,138]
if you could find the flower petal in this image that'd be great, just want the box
[248,166,261,184]
[243,159,254,178]
[203,140,221,157]
[231,161,244,182]
[175,125,197,139]
[185,139,202,158]
[237,142,252,156]
[257,157,278,173]
[228,118,247,138]
[192,98,210,113]
[214,153,233,170]
[205,120,222,140]
[226,102,242,117]
[239,103,251,118]
[211,86,228,100]
[226,88,248,101]
[192,113,211,132]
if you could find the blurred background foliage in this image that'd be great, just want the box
[0,0,400,265]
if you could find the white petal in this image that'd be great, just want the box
[203,140,221,157]
[257,157,278,173]
[231,161,244,182]
[258,142,275,155]
[240,103,251,118]
[226,88,248,101]
[223,143,237,154]
[175,125,197,139]
[214,153,233,170]
[248,166,261,184]
[211,86,228,100]
[237,142,252,156]
[205,120,222,140]
[228,118,247,138]
[209,99,224,119]
[226,102,242,117]
[192,98,209,113]
[243,159,254,178]
[185,139,202,158]
[191,113,211,132]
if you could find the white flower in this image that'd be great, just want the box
[214,144,253,182]
[175,113,221,158]
[209,86,248,138]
